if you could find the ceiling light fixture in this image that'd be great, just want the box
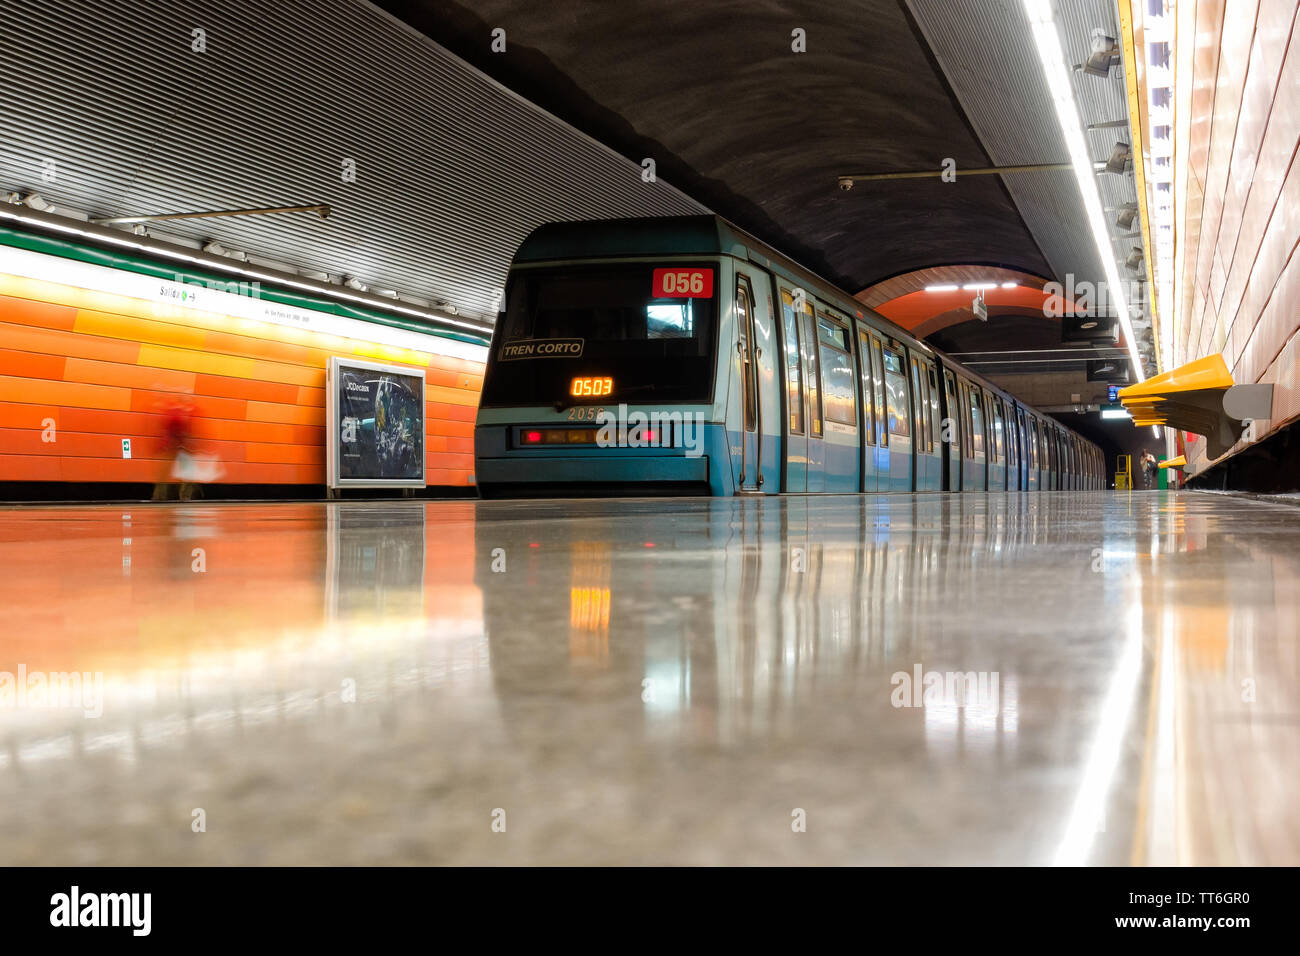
[1023,0,1144,383]
[924,283,959,292]
[1104,142,1132,174]
[1082,28,1120,77]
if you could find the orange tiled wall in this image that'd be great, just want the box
[0,273,485,486]
[1177,1,1300,472]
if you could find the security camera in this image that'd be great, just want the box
[837,177,854,192]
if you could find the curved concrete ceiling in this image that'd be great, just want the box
[374,0,1056,292]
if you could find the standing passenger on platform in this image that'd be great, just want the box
[1140,451,1157,489]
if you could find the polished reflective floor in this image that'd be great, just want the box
[1,491,1296,865]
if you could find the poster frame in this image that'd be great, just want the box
[326,355,427,489]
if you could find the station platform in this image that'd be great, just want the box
[1,490,1294,866]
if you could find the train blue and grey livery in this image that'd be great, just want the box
[474,215,1104,497]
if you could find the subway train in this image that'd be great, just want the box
[474,215,1105,497]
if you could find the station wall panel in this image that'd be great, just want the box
[0,273,486,486]
[1177,1,1300,474]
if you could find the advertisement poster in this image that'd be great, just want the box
[326,357,426,487]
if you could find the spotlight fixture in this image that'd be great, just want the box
[1083,28,1120,77]
[1115,203,1138,230]
[1104,142,1131,174]
[1125,247,1144,272]
[202,240,227,257]
[344,277,367,292]
[21,193,55,212]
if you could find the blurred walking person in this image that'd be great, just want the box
[154,394,197,501]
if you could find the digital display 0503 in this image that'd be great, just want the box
[570,376,613,397]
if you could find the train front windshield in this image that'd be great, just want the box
[480,264,718,407]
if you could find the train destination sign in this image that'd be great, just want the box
[652,267,714,298]
[498,337,584,360]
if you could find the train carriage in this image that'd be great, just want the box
[474,215,1104,497]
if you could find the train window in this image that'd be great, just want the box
[801,300,822,437]
[944,370,958,453]
[779,289,803,435]
[817,314,855,427]
[967,385,983,457]
[817,316,850,351]
[857,330,875,444]
[737,277,756,433]
[870,336,887,446]
[483,263,718,407]
[883,348,910,438]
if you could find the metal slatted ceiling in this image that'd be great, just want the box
[904,0,1145,333]
[0,0,704,324]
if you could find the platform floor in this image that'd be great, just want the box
[1,490,1296,865]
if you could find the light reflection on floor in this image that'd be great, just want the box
[0,491,1296,864]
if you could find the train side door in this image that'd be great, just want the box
[736,263,780,493]
[856,328,879,493]
[922,358,941,491]
[963,381,986,490]
[1016,407,1028,490]
[868,332,890,490]
[777,285,807,493]
[801,295,825,492]
[982,389,1003,490]
[943,368,961,491]
[815,308,858,493]
[1003,398,1013,489]
[881,343,912,492]
[731,275,760,492]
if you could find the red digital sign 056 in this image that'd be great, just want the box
[652,267,714,299]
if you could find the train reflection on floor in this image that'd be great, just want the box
[0,492,1295,864]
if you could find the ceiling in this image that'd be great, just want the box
[0,0,1153,372]
[375,0,1153,366]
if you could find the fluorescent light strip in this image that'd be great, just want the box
[0,243,489,363]
[1023,0,1145,383]
[0,206,491,336]
[925,283,959,292]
